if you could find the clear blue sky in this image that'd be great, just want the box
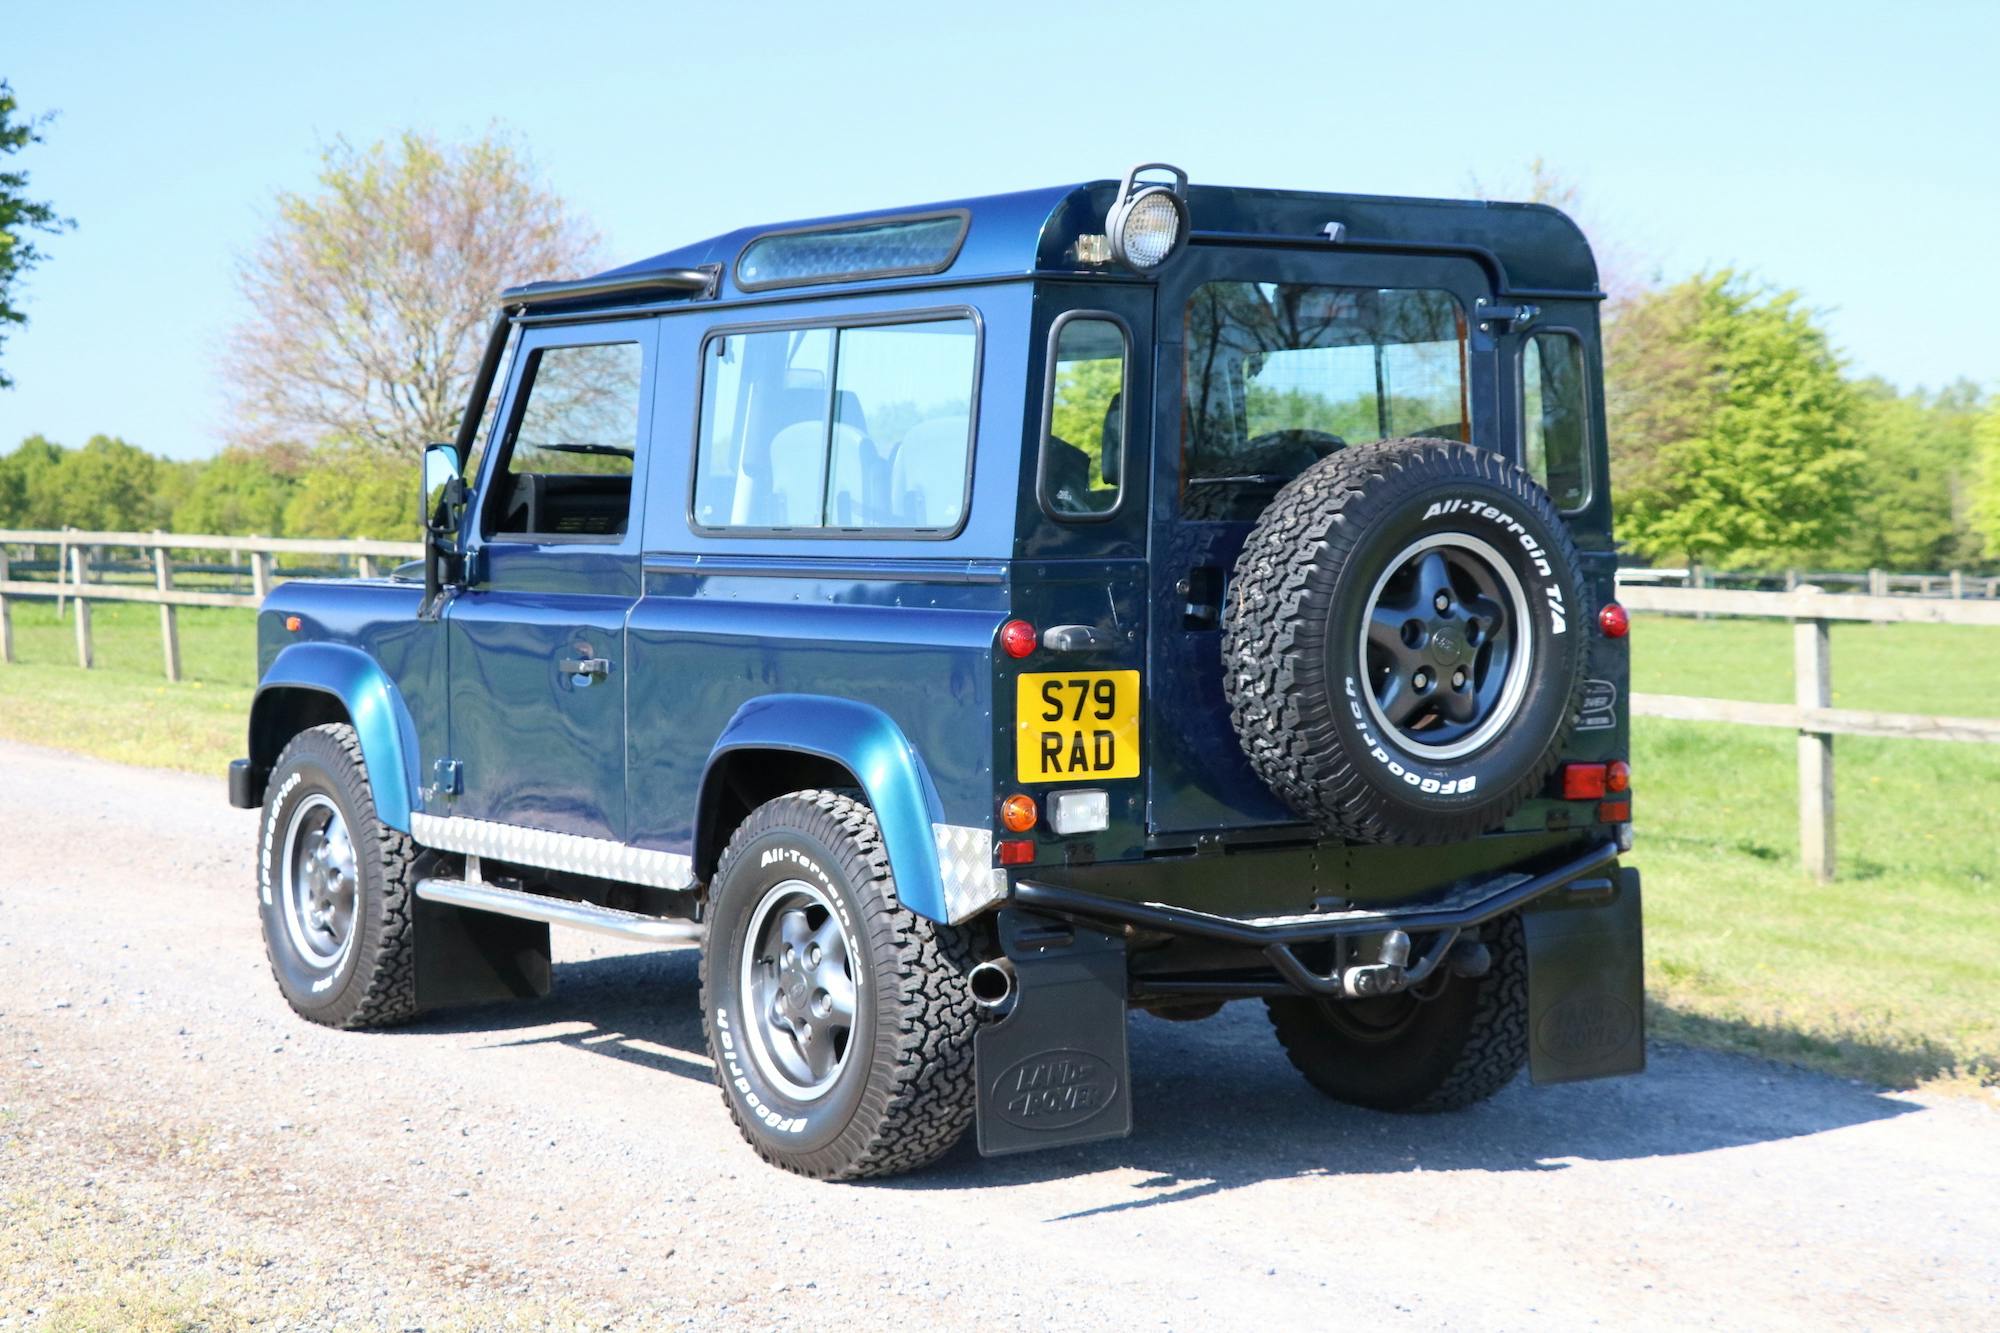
[4,0,1995,460]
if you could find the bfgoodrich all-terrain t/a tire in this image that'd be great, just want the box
[700,790,981,1180]
[1267,913,1529,1112]
[1223,439,1590,844]
[257,722,421,1030]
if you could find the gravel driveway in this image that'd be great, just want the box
[2,739,1995,1330]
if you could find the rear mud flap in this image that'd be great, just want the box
[414,895,552,1011]
[1523,866,1645,1084]
[974,910,1132,1157]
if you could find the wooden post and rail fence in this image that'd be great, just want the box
[2,529,1997,881]
[0,529,420,682]
[1618,583,2000,882]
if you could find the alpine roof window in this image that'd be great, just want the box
[735,213,968,291]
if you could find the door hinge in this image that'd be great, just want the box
[425,758,463,806]
[1473,298,1539,332]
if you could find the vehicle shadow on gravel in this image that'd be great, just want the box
[410,950,1923,1214]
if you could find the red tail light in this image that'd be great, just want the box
[1598,602,1630,638]
[999,619,1038,659]
[1561,763,1609,800]
[1598,799,1631,824]
[1606,760,1631,793]
[998,838,1035,865]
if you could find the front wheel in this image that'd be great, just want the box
[1266,914,1528,1112]
[257,723,420,1029]
[700,790,980,1180]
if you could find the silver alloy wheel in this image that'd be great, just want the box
[738,878,859,1100]
[1356,531,1534,761]
[281,793,359,970]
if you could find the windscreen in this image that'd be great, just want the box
[1183,282,1468,521]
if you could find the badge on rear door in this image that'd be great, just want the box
[1016,671,1140,782]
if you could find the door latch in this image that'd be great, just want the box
[559,656,611,678]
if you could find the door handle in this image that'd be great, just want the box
[1041,624,1118,653]
[559,656,611,678]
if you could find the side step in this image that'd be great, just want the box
[413,878,704,946]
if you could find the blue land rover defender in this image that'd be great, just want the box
[230,164,1641,1179]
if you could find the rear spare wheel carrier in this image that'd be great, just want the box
[1223,439,1589,844]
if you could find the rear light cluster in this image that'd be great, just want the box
[1598,602,1630,638]
[1561,761,1631,827]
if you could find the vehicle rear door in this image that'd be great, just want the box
[1145,245,1499,837]
[446,318,657,842]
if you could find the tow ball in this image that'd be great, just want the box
[1339,930,1493,998]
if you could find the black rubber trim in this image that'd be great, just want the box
[227,758,260,809]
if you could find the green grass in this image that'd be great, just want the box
[1632,613,2000,1092]
[0,600,255,774]
[0,600,1994,1093]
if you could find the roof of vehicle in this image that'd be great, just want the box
[556,177,1602,310]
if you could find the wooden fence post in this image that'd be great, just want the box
[1950,569,1964,600]
[1793,588,1834,882]
[71,546,94,669]
[250,543,270,599]
[154,540,181,683]
[356,554,377,580]
[1784,569,1801,592]
[56,535,70,618]
[0,547,13,665]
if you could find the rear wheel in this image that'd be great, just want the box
[1266,915,1527,1112]
[700,790,980,1179]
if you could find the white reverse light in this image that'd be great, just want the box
[1048,788,1111,836]
[1105,162,1189,272]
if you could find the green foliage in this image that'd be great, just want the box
[1833,379,1988,571]
[1050,357,1122,483]
[1607,271,1864,567]
[0,81,74,389]
[0,433,163,530]
[281,442,413,540]
[169,448,295,536]
[1974,405,2000,560]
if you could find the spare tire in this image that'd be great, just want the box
[1223,439,1588,844]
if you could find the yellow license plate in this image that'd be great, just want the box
[1016,670,1141,783]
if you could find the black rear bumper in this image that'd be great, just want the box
[1010,839,1621,997]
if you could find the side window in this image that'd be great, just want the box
[1522,331,1590,512]
[694,316,978,534]
[1040,314,1128,519]
[486,340,645,539]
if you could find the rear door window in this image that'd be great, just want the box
[1183,282,1467,521]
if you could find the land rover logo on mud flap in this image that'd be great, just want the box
[991,1048,1120,1130]
[1537,991,1639,1065]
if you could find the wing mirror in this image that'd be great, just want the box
[422,442,467,542]
[420,442,468,616]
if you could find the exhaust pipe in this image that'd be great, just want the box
[968,957,1016,1013]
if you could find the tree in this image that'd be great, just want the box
[0,433,68,526]
[1,82,74,389]
[282,442,415,541]
[171,448,295,536]
[1833,379,1987,571]
[1605,271,1863,568]
[1973,405,2000,561]
[53,435,165,531]
[226,130,599,454]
